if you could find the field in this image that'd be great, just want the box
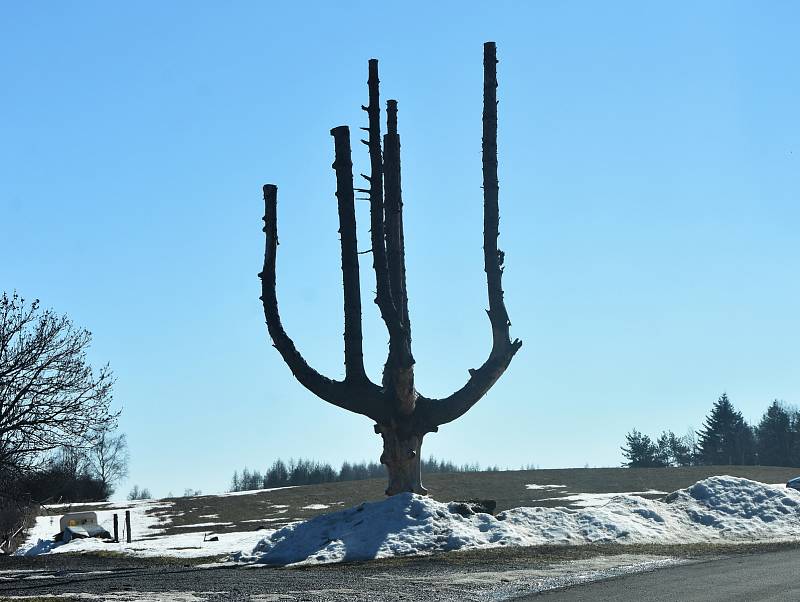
[10,466,800,600]
[34,465,800,541]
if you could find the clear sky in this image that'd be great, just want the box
[2,2,798,498]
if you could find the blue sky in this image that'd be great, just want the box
[2,1,798,498]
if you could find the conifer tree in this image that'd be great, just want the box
[697,394,756,465]
[654,432,672,467]
[621,429,658,467]
[756,401,793,466]
[666,431,693,466]
[790,411,800,467]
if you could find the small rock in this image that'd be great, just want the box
[449,499,497,517]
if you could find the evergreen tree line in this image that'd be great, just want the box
[622,394,800,468]
[229,457,499,492]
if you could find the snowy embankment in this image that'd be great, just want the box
[16,476,800,565]
[236,476,800,565]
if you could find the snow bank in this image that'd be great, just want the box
[236,476,800,565]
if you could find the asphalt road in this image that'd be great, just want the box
[3,548,800,601]
[0,549,667,601]
[529,548,800,601]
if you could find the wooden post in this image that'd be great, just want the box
[113,514,119,542]
[125,510,131,543]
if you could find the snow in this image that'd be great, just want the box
[236,476,800,565]
[15,499,265,559]
[215,486,297,497]
[23,498,169,553]
[526,484,567,490]
[302,504,330,510]
[17,525,267,559]
[42,500,117,509]
[172,522,234,529]
[17,476,800,565]
[540,489,667,508]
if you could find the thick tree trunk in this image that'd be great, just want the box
[375,422,427,495]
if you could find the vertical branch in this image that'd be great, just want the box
[482,41,512,354]
[331,126,367,383]
[362,59,401,337]
[383,99,415,414]
[384,100,410,331]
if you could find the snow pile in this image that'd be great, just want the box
[236,476,800,565]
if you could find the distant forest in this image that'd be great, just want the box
[229,458,504,491]
[622,394,800,468]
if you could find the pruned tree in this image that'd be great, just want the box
[259,42,521,495]
[0,292,118,476]
[755,400,795,467]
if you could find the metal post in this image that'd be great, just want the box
[113,514,119,542]
[125,510,131,543]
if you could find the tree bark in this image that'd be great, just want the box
[382,98,415,415]
[375,421,430,495]
[331,126,367,384]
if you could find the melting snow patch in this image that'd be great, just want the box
[526,484,567,490]
[235,476,800,566]
[215,486,297,497]
[542,489,667,508]
[172,522,233,529]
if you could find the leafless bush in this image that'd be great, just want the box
[0,292,118,474]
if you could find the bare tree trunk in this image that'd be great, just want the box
[375,422,428,495]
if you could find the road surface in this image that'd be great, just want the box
[2,547,799,600]
[529,548,800,601]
